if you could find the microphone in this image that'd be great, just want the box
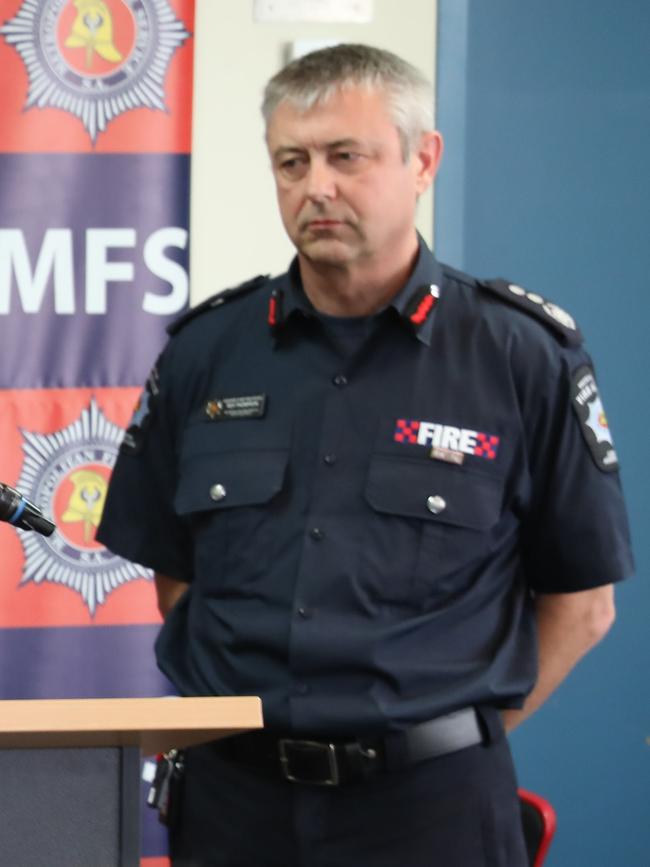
[0,483,56,537]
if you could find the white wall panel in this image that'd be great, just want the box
[190,0,437,302]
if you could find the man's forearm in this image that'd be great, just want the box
[503,584,616,732]
[154,571,190,619]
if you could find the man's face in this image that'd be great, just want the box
[266,85,441,270]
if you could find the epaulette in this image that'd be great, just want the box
[166,274,269,336]
[479,278,583,347]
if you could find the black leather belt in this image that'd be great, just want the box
[214,707,485,786]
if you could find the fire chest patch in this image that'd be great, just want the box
[394,419,500,462]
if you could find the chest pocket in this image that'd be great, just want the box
[364,455,505,603]
[174,430,290,594]
[175,450,287,515]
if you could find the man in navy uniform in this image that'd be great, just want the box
[99,44,633,866]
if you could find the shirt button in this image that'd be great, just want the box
[323,453,337,465]
[297,607,313,619]
[295,683,309,695]
[209,483,227,502]
[426,495,446,515]
[310,527,325,541]
[332,374,348,387]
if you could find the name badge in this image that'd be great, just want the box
[205,394,267,421]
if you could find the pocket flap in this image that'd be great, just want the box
[175,449,288,515]
[366,456,502,530]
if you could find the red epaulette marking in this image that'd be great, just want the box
[268,288,284,328]
[268,295,278,326]
[410,293,436,325]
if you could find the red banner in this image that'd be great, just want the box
[0,2,194,861]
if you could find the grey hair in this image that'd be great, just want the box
[261,43,433,161]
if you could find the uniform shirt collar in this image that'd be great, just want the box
[271,234,443,347]
[385,234,443,346]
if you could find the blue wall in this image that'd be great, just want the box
[435,2,649,864]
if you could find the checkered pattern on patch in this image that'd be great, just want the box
[394,419,420,443]
[474,433,500,459]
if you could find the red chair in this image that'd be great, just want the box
[518,789,557,866]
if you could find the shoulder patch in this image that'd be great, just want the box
[571,365,619,472]
[121,356,161,454]
[479,279,583,346]
[167,274,269,336]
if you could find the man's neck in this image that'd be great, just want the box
[298,237,420,317]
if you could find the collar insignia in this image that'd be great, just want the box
[404,284,440,327]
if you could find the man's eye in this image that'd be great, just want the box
[331,151,365,171]
[278,157,308,179]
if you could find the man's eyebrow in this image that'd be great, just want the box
[272,138,366,159]
[325,138,364,149]
[272,146,305,160]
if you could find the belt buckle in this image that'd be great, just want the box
[278,739,340,786]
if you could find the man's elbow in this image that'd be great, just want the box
[584,585,616,647]
[154,571,190,620]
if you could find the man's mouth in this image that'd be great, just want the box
[305,219,343,230]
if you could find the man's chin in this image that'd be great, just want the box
[298,236,357,267]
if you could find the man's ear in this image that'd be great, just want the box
[413,131,444,195]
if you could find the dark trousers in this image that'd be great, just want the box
[169,726,528,867]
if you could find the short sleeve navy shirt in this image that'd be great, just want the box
[98,239,634,735]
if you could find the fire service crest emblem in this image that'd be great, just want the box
[15,398,151,615]
[0,0,190,142]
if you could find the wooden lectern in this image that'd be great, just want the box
[0,696,263,867]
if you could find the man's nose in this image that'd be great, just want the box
[305,158,337,201]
